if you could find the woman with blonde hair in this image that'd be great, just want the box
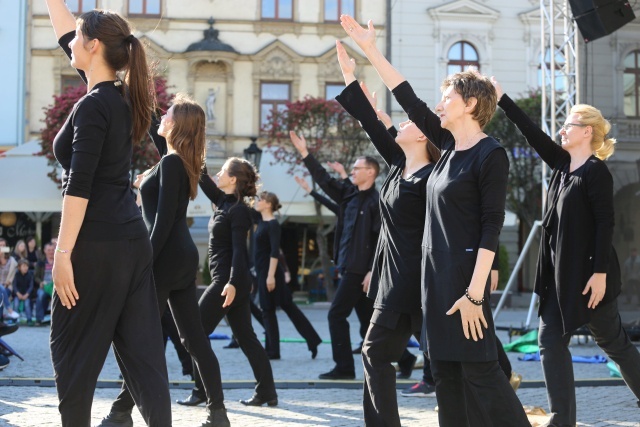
[11,240,28,262]
[493,77,640,426]
[45,1,170,425]
[100,94,229,427]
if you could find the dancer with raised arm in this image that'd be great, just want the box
[493,76,640,427]
[44,1,170,425]
[177,158,278,408]
[340,15,529,426]
[334,40,440,426]
[99,95,229,427]
[289,131,380,380]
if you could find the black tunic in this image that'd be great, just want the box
[393,81,508,362]
[199,174,252,297]
[139,143,199,289]
[53,31,147,242]
[252,218,286,310]
[336,81,433,316]
[498,94,621,335]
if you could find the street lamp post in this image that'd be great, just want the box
[243,137,263,171]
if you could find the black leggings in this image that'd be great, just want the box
[191,282,276,400]
[112,280,225,411]
[50,237,171,427]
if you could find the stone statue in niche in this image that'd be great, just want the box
[205,87,219,122]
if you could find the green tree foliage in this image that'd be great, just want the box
[485,91,544,233]
[262,97,372,301]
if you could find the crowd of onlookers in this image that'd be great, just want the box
[0,237,55,327]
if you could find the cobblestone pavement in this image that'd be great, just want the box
[1,305,639,426]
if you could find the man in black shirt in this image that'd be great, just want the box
[290,131,380,379]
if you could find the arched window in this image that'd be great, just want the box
[447,41,479,75]
[624,50,640,117]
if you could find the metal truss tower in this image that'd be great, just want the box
[494,1,581,326]
[539,0,580,201]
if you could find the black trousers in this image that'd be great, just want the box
[262,286,322,358]
[112,279,225,411]
[328,272,374,372]
[430,359,529,427]
[539,286,640,426]
[50,238,171,427]
[362,309,426,427]
[161,307,192,377]
[191,282,276,400]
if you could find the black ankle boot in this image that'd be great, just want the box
[96,409,133,427]
[200,407,231,427]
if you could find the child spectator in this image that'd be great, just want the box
[12,260,34,324]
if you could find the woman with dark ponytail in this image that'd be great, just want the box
[253,191,322,360]
[44,2,170,426]
[177,158,279,408]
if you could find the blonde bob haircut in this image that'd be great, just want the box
[570,104,616,160]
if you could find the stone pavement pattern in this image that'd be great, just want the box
[1,305,640,426]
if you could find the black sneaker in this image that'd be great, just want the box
[397,353,417,379]
[318,368,355,380]
[401,380,436,397]
[0,322,18,337]
[0,354,9,371]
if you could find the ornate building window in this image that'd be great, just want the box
[128,0,161,16]
[260,82,290,127]
[325,0,355,22]
[66,0,96,13]
[262,0,293,20]
[624,50,640,117]
[325,83,344,100]
[447,41,479,75]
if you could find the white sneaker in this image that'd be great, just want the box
[5,311,19,320]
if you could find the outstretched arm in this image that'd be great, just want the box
[340,15,405,91]
[45,0,77,40]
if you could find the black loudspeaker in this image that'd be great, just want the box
[568,0,636,43]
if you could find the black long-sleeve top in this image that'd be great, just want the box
[336,81,433,314]
[199,172,252,295]
[392,81,508,254]
[52,31,146,241]
[302,154,380,275]
[139,128,199,288]
[309,190,339,215]
[498,94,620,334]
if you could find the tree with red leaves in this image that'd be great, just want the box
[262,96,372,301]
[40,76,174,186]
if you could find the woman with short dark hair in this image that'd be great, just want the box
[341,15,529,426]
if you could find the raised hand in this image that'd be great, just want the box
[327,161,348,179]
[360,82,392,129]
[289,131,309,158]
[340,15,376,52]
[294,176,312,194]
[336,40,356,85]
[490,76,504,100]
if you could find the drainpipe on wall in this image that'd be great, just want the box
[385,0,392,117]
